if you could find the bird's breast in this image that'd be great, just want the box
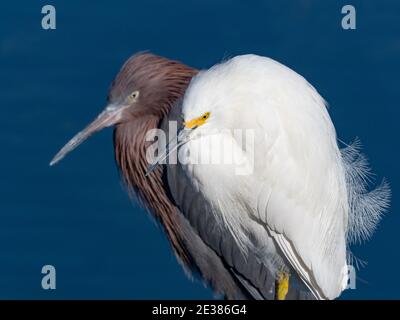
[173,132,281,263]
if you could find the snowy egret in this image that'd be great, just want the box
[150,54,390,299]
[51,53,313,299]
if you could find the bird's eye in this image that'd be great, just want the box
[128,90,139,103]
[202,112,210,119]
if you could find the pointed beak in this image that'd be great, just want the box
[50,106,123,166]
[145,127,193,176]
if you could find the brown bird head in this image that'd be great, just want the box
[50,52,196,166]
[50,53,197,267]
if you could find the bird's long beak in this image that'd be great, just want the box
[49,106,123,166]
[145,127,193,176]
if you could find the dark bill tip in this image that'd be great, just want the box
[49,108,122,166]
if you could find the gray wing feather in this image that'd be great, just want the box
[161,100,313,300]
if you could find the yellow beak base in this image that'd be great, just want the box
[184,112,210,129]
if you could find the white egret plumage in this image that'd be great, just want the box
[151,54,390,300]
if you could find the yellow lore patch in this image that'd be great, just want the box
[184,112,210,129]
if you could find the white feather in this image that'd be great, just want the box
[167,54,390,300]
[340,139,391,244]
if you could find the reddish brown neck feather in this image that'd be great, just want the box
[113,54,197,264]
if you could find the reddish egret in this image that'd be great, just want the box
[50,53,346,299]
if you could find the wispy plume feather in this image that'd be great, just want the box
[341,138,391,245]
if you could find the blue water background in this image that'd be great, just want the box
[0,0,398,298]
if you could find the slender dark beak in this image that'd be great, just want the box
[145,127,194,176]
[50,106,123,166]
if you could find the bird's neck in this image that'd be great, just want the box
[114,115,159,189]
[113,115,191,264]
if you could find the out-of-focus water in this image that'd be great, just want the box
[0,0,398,299]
